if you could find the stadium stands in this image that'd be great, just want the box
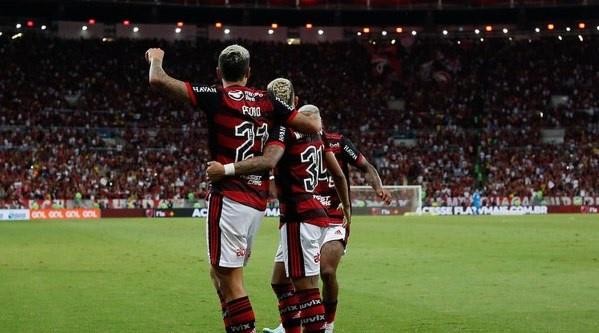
[1,35,598,208]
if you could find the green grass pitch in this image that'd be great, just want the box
[1,215,599,332]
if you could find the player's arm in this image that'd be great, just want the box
[324,151,351,225]
[206,143,285,183]
[343,137,392,205]
[357,158,392,205]
[146,48,189,103]
[271,97,322,134]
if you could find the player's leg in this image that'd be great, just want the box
[210,267,229,329]
[207,193,262,332]
[282,223,327,333]
[319,224,347,332]
[320,240,344,332]
[264,244,299,333]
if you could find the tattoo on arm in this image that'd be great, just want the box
[363,161,384,192]
[233,145,285,175]
[149,60,189,103]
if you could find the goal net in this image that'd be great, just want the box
[351,185,422,216]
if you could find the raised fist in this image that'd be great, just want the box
[145,48,165,63]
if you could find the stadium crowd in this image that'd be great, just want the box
[1,34,598,207]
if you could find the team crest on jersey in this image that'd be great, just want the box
[227,90,244,101]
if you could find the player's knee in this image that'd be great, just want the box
[292,275,319,291]
[320,265,337,282]
[212,266,245,296]
[271,265,289,285]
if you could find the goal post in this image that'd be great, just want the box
[351,185,422,216]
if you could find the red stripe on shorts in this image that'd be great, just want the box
[286,223,305,278]
[208,193,223,266]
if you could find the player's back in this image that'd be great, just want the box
[270,126,329,226]
[187,83,296,210]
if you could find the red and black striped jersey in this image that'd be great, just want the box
[315,132,365,224]
[267,125,332,227]
[186,83,298,211]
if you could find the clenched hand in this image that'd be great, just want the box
[206,161,226,183]
[145,48,165,64]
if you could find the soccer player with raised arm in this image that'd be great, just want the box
[206,79,351,333]
[145,46,321,333]
[313,131,392,332]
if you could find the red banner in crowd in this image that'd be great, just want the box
[30,209,101,220]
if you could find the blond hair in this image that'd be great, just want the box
[267,78,295,106]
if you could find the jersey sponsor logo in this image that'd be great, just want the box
[243,90,264,101]
[329,142,340,149]
[227,90,244,101]
[227,90,265,102]
[193,86,217,93]
[242,174,263,186]
[314,195,331,208]
[344,145,358,160]
[242,105,261,117]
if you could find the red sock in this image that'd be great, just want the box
[324,301,338,324]
[217,290,230,328]
[272,283,301,333]
[296,288,326,333]
[225,296,256,333]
